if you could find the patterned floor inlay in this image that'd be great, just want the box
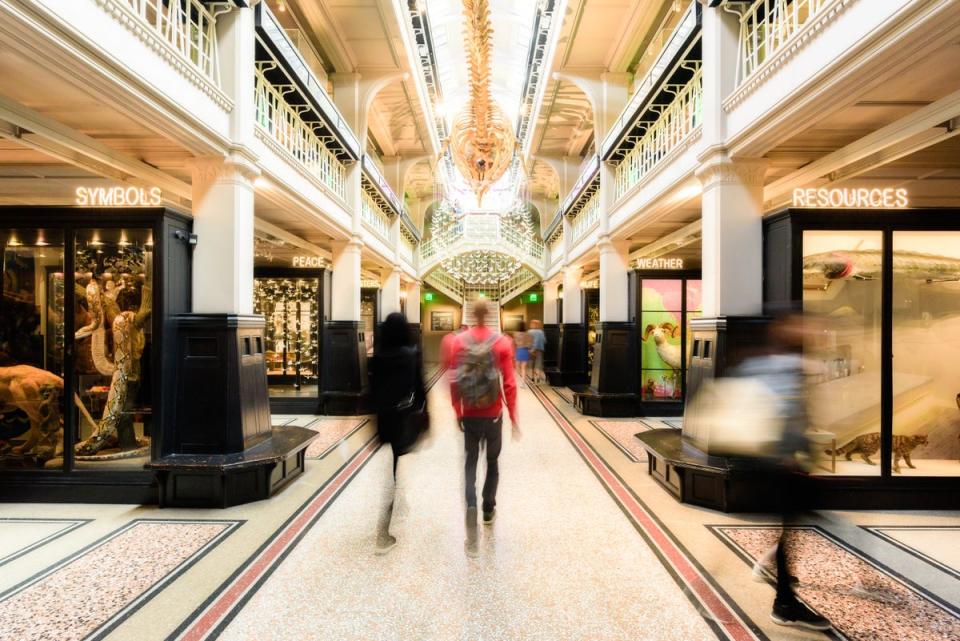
[0,518,88,568]
[304,418,370,459]
[529,384,762,641]
[863,526,960,581]
[553,387,575,406]
[169,438,379,641]
[712,526,960,641]
[0,519,240,641]
[590,420,652,462]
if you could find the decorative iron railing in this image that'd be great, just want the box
[615,67,702,200]
[399,234,416,265]
[737,0,831,84]
[116,0,220,83]
[361,191,391,241]
[423,267,539,306]
[420,214,544,271]
[569,192,600,245]
[254,68,346,199]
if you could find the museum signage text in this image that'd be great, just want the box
[792,187,909,209]
[76,186,162,207]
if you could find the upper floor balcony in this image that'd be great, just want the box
[420,213,545,277]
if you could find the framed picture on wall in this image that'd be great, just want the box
[503,314,524,332]
[431,311,454,332]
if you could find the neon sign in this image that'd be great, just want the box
[76,186,162,207]
[793,187,908,209]
[634,257,684,270]
[291,256,324,268]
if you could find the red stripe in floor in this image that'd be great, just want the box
[176,437,380,641]
[530,385,761,641]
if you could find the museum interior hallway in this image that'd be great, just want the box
[0,373,957,641]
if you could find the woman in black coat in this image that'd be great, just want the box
[368,312,426,554]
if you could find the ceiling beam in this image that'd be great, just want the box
[0,94,192,201]
[629,219,702,261]
[763,88,960,206]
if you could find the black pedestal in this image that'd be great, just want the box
[148,314,316,508]
[577,322,637,417]
[548,323,588,386]
[321,320,369,414]
[542,323,560,372]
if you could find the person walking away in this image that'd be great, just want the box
[733,310,830,631]
[528,320,546,383]
[513,321,532,386]
[449,299,520,557]
[368,312,428,555]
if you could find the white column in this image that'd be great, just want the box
[543,279,560,324]
[190,157,258,314]
[695,3,768,317]
[330,238,363,321]
[189,4,258,315]
[598,236,630,322]
[562,265,583,324]
[217,5,256,148]
[405,281,421,325]
[697,157,768,316]
[381,266,402,318]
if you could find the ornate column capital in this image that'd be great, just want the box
[695,150,768,189]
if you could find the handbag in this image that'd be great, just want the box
[393,392,430,455]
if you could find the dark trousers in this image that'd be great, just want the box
[463,416,503,512]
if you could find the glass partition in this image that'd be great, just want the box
[0,229,65,470]
[72,229,153,470]
[802,230,883,476]
[890,231,960,476]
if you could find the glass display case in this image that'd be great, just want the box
[0,207,191,502]
[633,271,701,414]
[253,268,325,414]
[764,207,960,508]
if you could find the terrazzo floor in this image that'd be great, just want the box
[1,374,957,641]
[215,382,718,641]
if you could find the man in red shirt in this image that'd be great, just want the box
[449,299,519,555]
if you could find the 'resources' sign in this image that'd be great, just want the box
[76,186,162,207]
[793,187,908,209]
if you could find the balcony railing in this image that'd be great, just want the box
[115,0,220,83]
[420,214,544,273]
[570,192,600,245]
[615,67,702,200]
[399,234,416,265]
[255,68,346,200]
[361,191,391,241]
[602,0,699,159]
[737,0,831,84]
[423,267,539,305]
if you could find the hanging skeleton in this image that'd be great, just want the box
[448,0,516,204]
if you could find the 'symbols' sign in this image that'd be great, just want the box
[76,186,162,207]
[634,257,684,270]
[291,255,325,268]
[792,187,909,209]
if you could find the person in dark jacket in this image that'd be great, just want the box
[368,312,427,554]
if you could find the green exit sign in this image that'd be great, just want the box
[528,293,539,302]
[424,292,434,301]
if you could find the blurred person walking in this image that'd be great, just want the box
[513,321,532,387]
[368,312,428,555]
[449,299,520,557]
[732,310,831,631]
[528,320,546,383]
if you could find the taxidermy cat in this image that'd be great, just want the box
[826,433,928,473]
